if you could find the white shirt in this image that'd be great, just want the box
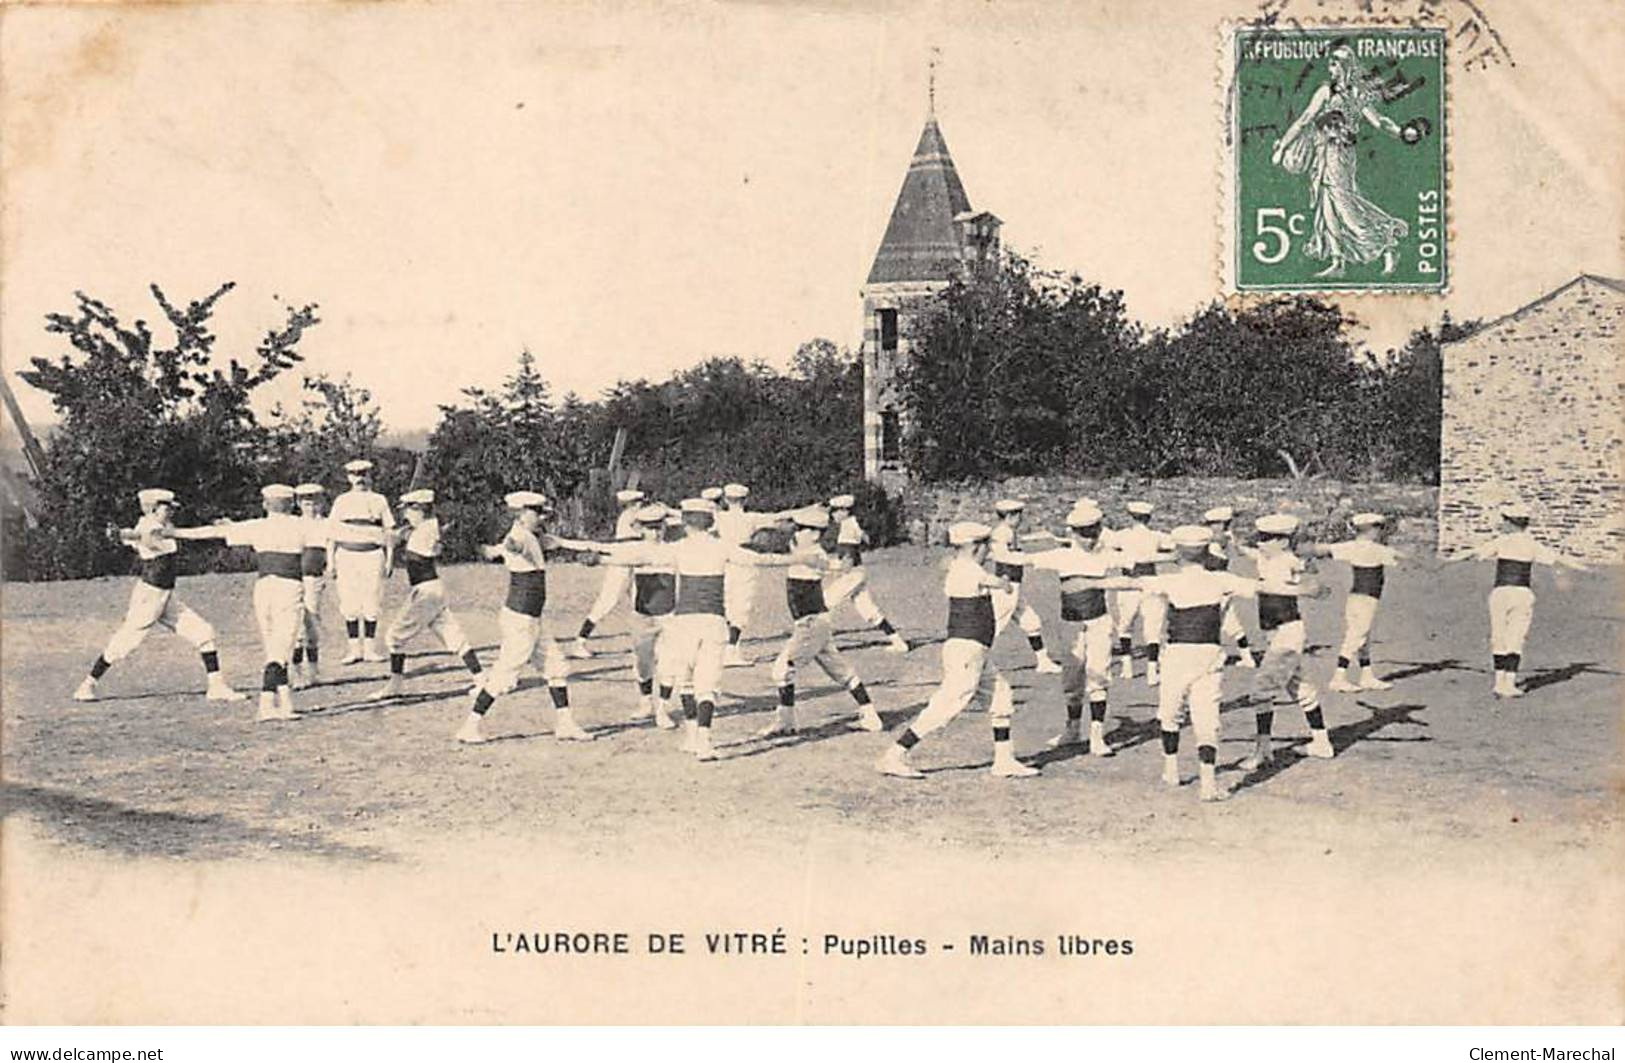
[329,490,395,546]
[403,518,442,558]
[224,514,308,555]
[1253,549,1305,594]
[502,523,545,573]
[1471,532,1559,565]
[714,507,775,549]
[1025,544,1129,579]
[1326,540,1401,567]
[131,513,177,560]
[1109,524,1172,569]
[1140,566,1258,608]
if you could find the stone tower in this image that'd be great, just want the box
[861,110,1000,485]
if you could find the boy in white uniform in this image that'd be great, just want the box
[987,499,1063,674]
[1202,506,1256,668]
[760,507,883,737]
[822,493,910,654]
[1108,501,1173,684]
[876,521,1038,780]
[177,485,310,722]
[73,489,246,705]
[328,459,395,663]
[1240,514,1334,770]
[290,483,331,688]
[715,483,796,667]
[456,492,595,745]
[1441,503,1590,698]
[567,488,647,659]
[1313,513,1405,693]
[372,489,483,700]
[623,504,678,729]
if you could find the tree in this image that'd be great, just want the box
[264,372,385,486]
[17,284,319,578]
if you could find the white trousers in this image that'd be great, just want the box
[770,613,857,688]
[586,564,633,625]
[1062,616,1115,700]
[912,639,1012,737]
[724,564,758,631]
[826,568,884,625]
[1489,587,1535,656]
[103,582,216,662]
[487,607,568,695]
[300,575,325,649]
[1157,644,1225,745]
[659,613,728,703]
[1337,594,1380,659]
[629,612,666,684]
[333,548,385,619]
[991,585,1043,637]
[1257,620,1318,706]
[385,581,471,656]
[253,577,304,667]
[1115,590,1167,644]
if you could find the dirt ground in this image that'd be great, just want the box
[2,548,1621,1023]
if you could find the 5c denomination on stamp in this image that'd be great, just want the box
[1231,25,1446,292]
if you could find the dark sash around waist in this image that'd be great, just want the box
[301,545,327,575]
[634,572,676,617]
[1257,592,1301,631]
[1202,551,1229,572]
[787,577,827,620]
[946,596,996,647]
[1060,586,1108,622]
[140,553,177,591]
[337,517,383,551]
[676,573,726,616]
[994,561,1024,583]
[505,570,547,617]
[837,543,863,567]
[402,550,438,586]
[1166,603,1223,644]
[257,551,303,582]
[1131,561,1159,577]
[1494,559,1533,588]
[1350,565,1385,598]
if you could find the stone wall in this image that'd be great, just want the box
[902,475,1438,552]
[1439,276,1624,563]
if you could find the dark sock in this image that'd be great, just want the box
[1491,653,1508,672]
[1336,655,1350,670]
[462,649,481,674]
[1507,653,1521,673]
[1089,699,1107,723]
[1117,637,1131,656]
[850,682,871,706]
[659,684,674,702]
[578,618,596,639]
[697,699,715,728]
[345,620,360,639]
[1066,699,1084,722]
[363,619,377,639]
[389,653,406,675]
[638,678,654,697]
[272,662,289,690]
[201,651,220,674]
[1198,744,1217,765]
[1305,707,1326,731]
[1358,651,1371,668]
[992,724,1011,742]
[778,684,795,707]
[1251,649,1264,666]
[1255,710,1275,737]
[262,663,278,692]
[1237,636,1250,650]
[728,626,741,646]
[1160,729,1180,755]
[897,727,920,749]
[293,645,305,666]
[472,689,496,716]
[1147,643,1161,662]
[1027,634,1044,653]
[877,619,896,635]
[549,685,569,709]
[307,646,319,665]
[680,693,697,721]
[90,656,111,680]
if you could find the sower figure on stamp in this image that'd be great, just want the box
[987,499,1063,675]
[758,506,883,738]
[567,488,646,660]
[290,483,332,689]
[1240,514,1335,770]
[329,459,395,664]
[876,521,1039,781]
[73,488,247,705]
[1440,502,1590,699]
[176,484,310,723]
[1311,512,1405,693]
[371,489,483,701]
[1022,502,1129,757]
[456,492,595,746]
[822,493,910,654]
[1107,501,1174,684]
[1202,506,1256,668]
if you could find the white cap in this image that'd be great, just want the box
[1126,500,1155,517]
[791,506,829,530]
[1352,512,1385,528]
[723,483,750,500]
[1255,513,1300,536]
[401,489,435,506]
[681,498,717,514]
[635,503,668,525]
[137,488,176,507]
[948,521,993,546]
[993,499,1025,515]
[828,494,855,510]
[615,489,646,505]
[1066,503,1103,528]
[505,491,548,510]
[1500,503,1532,521]
[261,483,296,502]
[1171,525,1213,548]
[294,483,325,497]
[343,459,373,474]
[1203,506,1234,523]
[700,487,724,502]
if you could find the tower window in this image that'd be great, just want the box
[880,407,902,463]
[878,309,899,353]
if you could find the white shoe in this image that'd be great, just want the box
[256,694,297,723]
[1199,779,1231,803]
[455,715,487,744]
[1088,723,1113,758]
[566,639,593,660]
[362,640,386,663]
[678,723,699,754]
[341,646,363,665]
[1494,679,1524,699]
[371,676,404,700]
[854,707,884,732]
[72,678,98,702]
[991,752,1040,778]
[877,746,924,779]
[724,646,750,668]
[654,705,677,730]
[1035,654,1062,675]
[1239,739,1272,771]
[1304,733,1335,759]
[1234,652,1257,669]
[628,697,655,722]
[206,680,247,702]
[1118,658,1134,679]
[886,634,910,655]
[291,669,311,691]
[756,716,797,739]
[1046,725,1083,749]
[555,715,595,742]
[1161,758,1180,787]
[693,732,717,761]
[1327,675,1361,694]
[1145,661,1160,687]
[1358,671,1393,691]
[303,663,320,687]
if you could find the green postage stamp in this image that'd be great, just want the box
[1231,25,1446,292]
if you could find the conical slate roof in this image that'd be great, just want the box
[866,117,973,285]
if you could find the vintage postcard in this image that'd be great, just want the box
[0,0,1620,1036]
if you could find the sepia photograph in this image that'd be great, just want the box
[1,0,1620,1039]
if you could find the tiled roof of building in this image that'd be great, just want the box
[865,118,974,286]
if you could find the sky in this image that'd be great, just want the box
[3,0,1621,432]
